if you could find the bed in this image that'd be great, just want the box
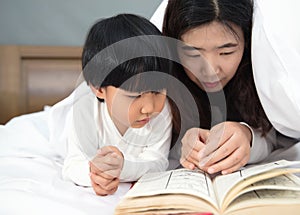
[0,45,131,215]
[0,45,83,124]
[1,0,300,213]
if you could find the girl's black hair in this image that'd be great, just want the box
[81,13,181,144]
[163,0,272,136]
[82,13,173,96]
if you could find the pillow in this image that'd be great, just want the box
[252,0,300,138]
[150,0,167,31]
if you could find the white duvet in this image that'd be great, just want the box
[0,108,131,215]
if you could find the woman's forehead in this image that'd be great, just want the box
[181,21,244,49]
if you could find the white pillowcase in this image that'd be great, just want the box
[150,0,167,31]
[252,0,300,138]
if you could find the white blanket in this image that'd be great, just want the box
[0,109,131,215]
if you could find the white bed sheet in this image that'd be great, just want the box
[0,110,131,215]
[1,95,300,215]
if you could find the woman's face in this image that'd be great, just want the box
[179,21,244,92]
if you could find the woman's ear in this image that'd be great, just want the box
[90,85,106,100]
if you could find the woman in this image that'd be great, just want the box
[162,0,275,174]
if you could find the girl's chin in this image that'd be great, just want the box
[132,120,149,128]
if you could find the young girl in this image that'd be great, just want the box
[62,14,174,195]
[161,0,275,174]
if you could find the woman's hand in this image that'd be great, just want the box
[199,122,252,174]
[180,122,252,175]
[180,127,209,170]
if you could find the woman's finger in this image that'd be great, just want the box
[206,147,249,174]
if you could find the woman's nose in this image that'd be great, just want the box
[201,55,219,77]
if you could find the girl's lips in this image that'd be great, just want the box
[137,117,150,124]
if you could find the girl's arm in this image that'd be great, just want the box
[62,118,98,187]
[62,93,98,187]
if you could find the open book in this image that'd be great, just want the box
[115,160,300,215]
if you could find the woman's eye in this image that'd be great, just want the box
[220,51,234,56]
[184,53,201,58]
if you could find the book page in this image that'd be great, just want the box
[250,173,300,189]
[125,168,218,208]
[235,173,300,195]
[222,172,300,210]
[226,189,300,214]
[212,160,300,206]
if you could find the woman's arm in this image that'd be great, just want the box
[246,124,277,164]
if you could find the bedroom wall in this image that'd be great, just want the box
[0,0,163,124]
[0,0,162,46]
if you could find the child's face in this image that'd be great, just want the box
[100,86,167,135]
[178,21,244,93]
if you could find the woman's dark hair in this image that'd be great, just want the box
[82,13,173,95]
[163,0,272,135]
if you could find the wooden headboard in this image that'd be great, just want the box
[0,45,83,124]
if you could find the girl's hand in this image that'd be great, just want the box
[89,170,119,196]
[199,122,252,175]
[92,146,124,178]
[89,146,124,195]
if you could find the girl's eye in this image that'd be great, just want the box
[151,90,166,95]
[126,90,165,98]
[127,95,141,99]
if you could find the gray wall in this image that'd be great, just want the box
[0,0,162,46]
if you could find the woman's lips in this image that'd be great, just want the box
[203,81,219,88]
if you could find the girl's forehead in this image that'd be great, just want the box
[117,88,166,95]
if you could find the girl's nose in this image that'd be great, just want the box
[140,93,155,114]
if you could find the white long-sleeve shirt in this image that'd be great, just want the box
[62,84,172,186]
[245,124,276,164]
